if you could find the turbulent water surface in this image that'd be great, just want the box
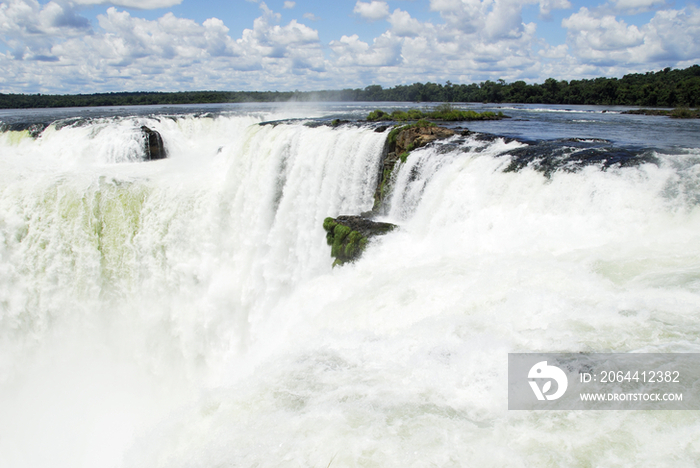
[1,102,699,467]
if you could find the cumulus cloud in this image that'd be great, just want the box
[635,7,700,62]
[283,1,295,8]
[0,0,699,93]
[0,1,328,92]
[303,12,320,21]
[353,1,390,21]
[329,0,545,86]
[539,0,571,19]
[329,32,402,67]
[563,7,644,52]
[612,0,665,14]
[0,0,91,37]
[538,43,568,58]
[70,0,182,9]
[427,0,558,37]
[0,0,91,60]
[429,0,484,34]
[388,9,423,37]
[562,5,700,71]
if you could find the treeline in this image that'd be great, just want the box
[1,65,699,109]
[0,90,297,109]
[345,65,700,107]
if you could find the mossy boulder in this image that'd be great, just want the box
[372,123,455,212]
[323,215,396,266]
[391,124,455,157]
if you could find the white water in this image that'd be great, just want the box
[1,110,700,467]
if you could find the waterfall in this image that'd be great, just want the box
[0,113,387,468]
[1,107,700,467]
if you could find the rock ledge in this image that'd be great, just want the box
[323,215,396,266]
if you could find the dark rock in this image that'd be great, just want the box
[141,126,166,160]
[621,109,670,116]
[501,139,658,177]
[5,121,50,138]
[323,215,396,266]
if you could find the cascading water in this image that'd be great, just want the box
[1,104,700,467]
[0,110,387,467]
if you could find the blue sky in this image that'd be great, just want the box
[0,0,698,93]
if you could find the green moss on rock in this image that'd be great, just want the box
[367,105,508,122]
[323,215,396,266]
[371,124,456,213]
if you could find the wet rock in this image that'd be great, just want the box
[141,125,166,160]
[392,125,455,156]
[5,122,50,138]
[501,139,658,177]
[372,124,455,213]
[323,215,396,266]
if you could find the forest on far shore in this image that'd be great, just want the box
[1,65,699,109]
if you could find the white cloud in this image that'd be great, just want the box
[388,9,422,37]
[562,6,700,69]
[70,0,183,9]
[484,0,530,39]
[329,32,402,67]
[303,12,320,21]
[563,8,644,52]
[613,0,665,14]
[538,43,568,58]
[353,1,390,21]
[330,0,545,85]
[0,0,699,93]
[429,0,484,34]
[0,0,91,60]
[539,0,571,19]
[636,7,700,62]
[0,0,91,37]
[0,1,329,92]
[283,1,295,9]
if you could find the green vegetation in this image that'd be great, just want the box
[622,107,699,118]
[367,108,425,121]
[323,217,368,267]
[356,66,700,107]
[0,90,298,109]
[621,109,672,116]
[669,107,700,118]
[367,104,505,122]
[323,216,395,266]
[1,65,698,109]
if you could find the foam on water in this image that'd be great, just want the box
[1,110,699,467]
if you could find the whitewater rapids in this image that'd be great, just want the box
[0,107,699,467]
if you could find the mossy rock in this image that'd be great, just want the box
[323,215,396,266]
[371,124,456,213]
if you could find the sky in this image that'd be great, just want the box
[0,0,698,94]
